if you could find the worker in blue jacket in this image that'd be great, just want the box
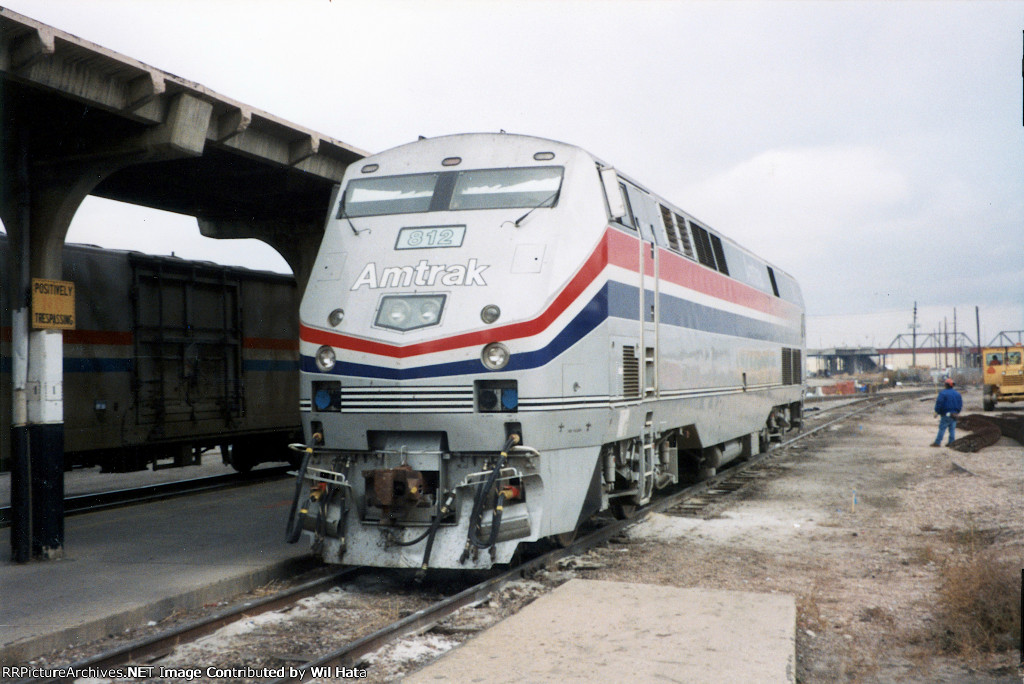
[931,378,963,447]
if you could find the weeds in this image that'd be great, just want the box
[797,581,826,633]
[933,526,1022,656]
[910,543,940,566]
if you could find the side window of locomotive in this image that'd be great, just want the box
[616,183,636,230]
[623,183,661,245]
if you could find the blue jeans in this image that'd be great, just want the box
[935,415,956,445]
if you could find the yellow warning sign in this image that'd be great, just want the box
[31,278,76,330]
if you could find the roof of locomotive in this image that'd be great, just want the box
[361,133,801,290]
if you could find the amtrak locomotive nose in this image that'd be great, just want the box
[289,133,805,571]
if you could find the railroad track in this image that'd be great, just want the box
[0,467,292,529]
[19,392,912,684]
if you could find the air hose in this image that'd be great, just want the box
[390,491,456,547]
[284,447,312,544]
[410,491,457,581]
[465,434,519,552]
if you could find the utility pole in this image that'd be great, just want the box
[910,302,919,368]
[953,308,958,369]
[943,317,948,369]
[975,306,982,368]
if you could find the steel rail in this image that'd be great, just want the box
[18,567,364,684]
[0,467,292,528]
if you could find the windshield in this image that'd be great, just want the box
[342,173,439,217]
[341,166,563,218]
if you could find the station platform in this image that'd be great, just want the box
[406,578,796,684]
[0,477,313,666]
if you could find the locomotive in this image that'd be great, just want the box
[0,236,301,473]
[288,133,805,570]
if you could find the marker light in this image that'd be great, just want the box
[501,387,518,410]
[315,345,336,372]
[480,305,501,324]
[481,342,510,370]
[328,308,345,327]
[314,389,333,410]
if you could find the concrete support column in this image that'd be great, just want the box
[2,92,214,562]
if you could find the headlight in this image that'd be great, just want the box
[419,298,441,324]
[315,345,336,372]
[481,342,510,370]
[384,299,412,326]
[328,308,345,327]
[375,294,446,331]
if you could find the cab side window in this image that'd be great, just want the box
[616,183,636,230]
[622,183,663,246]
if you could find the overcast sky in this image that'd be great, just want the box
[4,0,1023,350]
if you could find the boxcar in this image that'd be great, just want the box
[0,236,301,472]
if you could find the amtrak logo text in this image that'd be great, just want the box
[351,259,489,290]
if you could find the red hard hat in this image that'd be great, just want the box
[944,378,954,386]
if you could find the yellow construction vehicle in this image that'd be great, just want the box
[982,345,1024,410]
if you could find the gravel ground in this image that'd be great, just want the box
[571,390,1022,683]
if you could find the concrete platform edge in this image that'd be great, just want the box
[0,554,319,667]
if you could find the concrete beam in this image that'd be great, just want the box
[217,107,252,142]
[197,196,336,295]
[140,92,213,157]
[9,25,54,70]
[289,135,320,166]
[1,8,366,185]
[126,70,166,112]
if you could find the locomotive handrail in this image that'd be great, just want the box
[460,466,521,488]
[304,466,351,488]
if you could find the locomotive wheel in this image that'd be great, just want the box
[554,529,578,547]
[611,501,638,520]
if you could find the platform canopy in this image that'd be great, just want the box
[0,7,367,285]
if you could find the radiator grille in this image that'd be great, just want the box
[622,346,640,398]
[337,386,474,412]
[781,348,802,385]
[659,204,680,252]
